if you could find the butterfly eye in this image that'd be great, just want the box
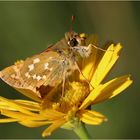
[69,38,78,47]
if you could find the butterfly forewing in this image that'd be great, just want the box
[0,50,66,98]
[0,60,24,87]
[21,51,61,85]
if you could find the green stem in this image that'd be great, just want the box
[73,122,91,139]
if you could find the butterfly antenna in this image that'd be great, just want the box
[70,15,75,33]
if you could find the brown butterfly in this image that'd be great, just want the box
[0,31,99,101]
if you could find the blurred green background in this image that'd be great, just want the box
[0,1,139,139]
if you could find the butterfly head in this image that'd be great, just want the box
[65,31,86,47]
[65,31,92,58]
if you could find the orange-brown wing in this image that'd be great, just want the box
[0,51,65,99]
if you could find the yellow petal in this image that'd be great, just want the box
[40,109,65,120]
[80,46,98,81]
[80,75,132,109]
[14,100,40,111]
[0,96,37,115]
[79,109,107,125]
[42,118,66,137]
[0,101,17,111]
[19,120,52,127]
[92,75,133,104]
[90,43,122,88]
[79,85,103,109]
[0,118,18,123]
[0,109,46,121]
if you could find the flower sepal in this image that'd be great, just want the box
[61,117,79,130]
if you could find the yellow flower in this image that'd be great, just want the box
[0,36,132,137]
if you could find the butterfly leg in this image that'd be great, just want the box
[74,61,94,89]
[62,71,66,97]
[90,44,114,52]
[90,44,106,52]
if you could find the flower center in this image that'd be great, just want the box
[55,81,90,113]
[41,81,90,114]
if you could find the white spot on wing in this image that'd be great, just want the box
[32,74,37,79]
[44,63,49,70]
[36,75,41,81]
[28,64,34,71]
[25,72,30,78]
[33,58,40,64]
[42,75,46,80]
[44,63,53,71]
[32,74,42,81]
